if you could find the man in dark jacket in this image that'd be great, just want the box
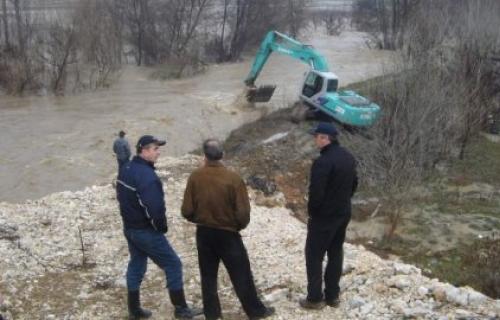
[113,130,132,171]
[300,122,358,310]
[181,139,275,320]
[116,135,199,320]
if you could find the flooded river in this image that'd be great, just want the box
[0,31,393,203]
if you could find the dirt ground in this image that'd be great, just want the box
[221,105,500,298]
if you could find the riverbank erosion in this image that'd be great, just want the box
[0,155,498,319]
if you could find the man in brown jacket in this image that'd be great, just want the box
[181,139,275,320]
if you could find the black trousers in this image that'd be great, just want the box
[305,214,350,302]
[196,226,267,319]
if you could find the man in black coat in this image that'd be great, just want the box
[300,122,358,310]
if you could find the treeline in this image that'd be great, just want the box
[0,0,314,95]
[349,0,500,236]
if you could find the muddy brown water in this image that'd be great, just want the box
[0,31,393,203]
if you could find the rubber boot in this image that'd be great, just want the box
[169,289,203,319]
[249,306,276,320]
[128,290,152,319]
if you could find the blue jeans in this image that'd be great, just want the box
[124,228,183,291]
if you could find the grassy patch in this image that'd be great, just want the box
[448,135,500,185]
[405,238,500,299]
[414,184,500,218]
[435,198,500,217]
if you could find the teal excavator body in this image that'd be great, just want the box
[244,31,380,127]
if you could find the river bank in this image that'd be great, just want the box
[221,105,500,299]
[0,155,498,319]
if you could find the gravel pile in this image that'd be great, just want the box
[0,155,498,319]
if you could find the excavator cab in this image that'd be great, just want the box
[301,71,338,99]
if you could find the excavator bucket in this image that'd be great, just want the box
[246,85,276,103]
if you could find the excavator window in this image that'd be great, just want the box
[302,73,323,97]
[327,79,338,92]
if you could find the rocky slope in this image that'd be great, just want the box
[0,155,499,319]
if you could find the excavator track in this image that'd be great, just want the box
[290,102,374,140]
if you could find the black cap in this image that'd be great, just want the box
[308,122,338,136]
[136,135,166,149]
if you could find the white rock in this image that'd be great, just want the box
[360,302,375,315]
[342,263,355,274]
[348,296,367,309]
[445,287,468,306]
[454,308,475,317]
[466,290,488,305]
[417,286,429,296]
[389,298,408,313]
[387,276,412,290]
[263,288,289,303]
[393,262,420,275]
[403,306,432,317]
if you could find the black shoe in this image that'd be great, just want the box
[249,306,275,319]
[299,298,326,310]
[128,290,152,319]
[325,298,340,308]
[169,289,203,319]
[174,306,203,319]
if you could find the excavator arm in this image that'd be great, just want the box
[245,31,329,102]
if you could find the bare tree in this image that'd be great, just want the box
[109,0,210,68]
[348,0,500,237]
[1,0,9,49]
[108,0,150,66]
[46,22,77,94]
[128,0,146,66]
[2,0,39,93]
[207,0,311,63]
[314,9,345,36]
[352,0,416,50]
[349,60,457,237]
[283,0,310,38]
[174,0,210,57]
[452,1,500,158]
[75,0,122,89]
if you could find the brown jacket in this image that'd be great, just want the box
[181,162,250,232]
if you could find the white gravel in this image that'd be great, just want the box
[0,155,498,319]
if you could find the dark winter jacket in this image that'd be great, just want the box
[308,142,358,224]
[113,137,131,161]
[116,156,167,232]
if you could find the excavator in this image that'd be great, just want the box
[244,31,380,127]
